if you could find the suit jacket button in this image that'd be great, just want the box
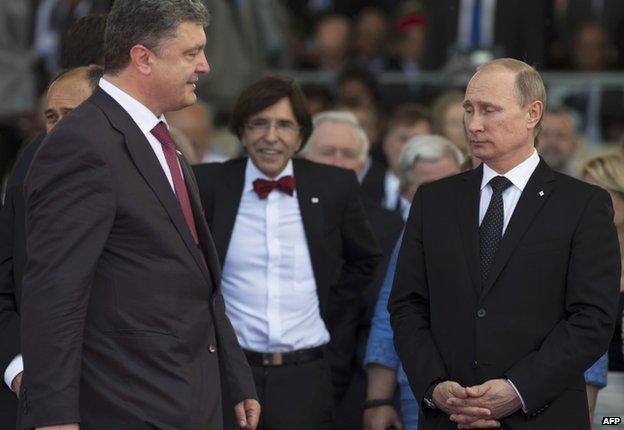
[208,344,217,353]
[477,308,486,318]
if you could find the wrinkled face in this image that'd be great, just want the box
[44,74,92,132]
[403,155,460,202]
[241,97,302,178]
[537,113,577,171]
[306,122,365,175]
[383,120,431,173]
[150,21,209,113]
[463,67,538,171]
[443,102,468,152]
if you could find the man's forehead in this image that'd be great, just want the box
[464,68,518,103]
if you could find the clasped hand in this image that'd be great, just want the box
[432,379,522,429]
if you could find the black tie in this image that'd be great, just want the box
[479,176,512,286]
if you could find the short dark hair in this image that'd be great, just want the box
[104,0,209,75]
[60,14,108,68]
[229,75,313,150]
[336,65,381,105]
[387,103,431,131]
[48,65,104,92]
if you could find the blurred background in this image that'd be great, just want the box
[2,0,624,184]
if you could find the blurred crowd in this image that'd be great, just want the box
[2,0,624,183]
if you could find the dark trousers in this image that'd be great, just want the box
[251,358,334,430]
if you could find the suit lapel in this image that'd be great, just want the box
[178,154,221,286]
[90,88,210,282]
[481,160,556,296]
[457,165,483,296]
[293,160,325,294]
[210,159,246,264]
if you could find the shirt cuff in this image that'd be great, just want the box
[507,378,528,413]
[4,354,23,391]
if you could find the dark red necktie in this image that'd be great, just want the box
[151,121,199,244]
[252,176,296,200]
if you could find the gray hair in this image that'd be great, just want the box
[104,0,209,74]
[397,135,465,188]
[308,110,370,160]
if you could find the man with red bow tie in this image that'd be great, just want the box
[193,75,381,430]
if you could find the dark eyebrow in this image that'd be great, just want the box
[462,100,472,109]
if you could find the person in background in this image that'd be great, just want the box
[0,64,102,430]
[364,135,465,430]
[352,7,390,73]
[431,90,469,155]
[303,13,352,72]
[362,103,431,211]
[166,99,224,164]
[193,76,380,430]
[582,151,624,422]
[536,108,580,175]
[302,110,403,430]
[59,13,108,69]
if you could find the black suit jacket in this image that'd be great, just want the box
[193,157,381,400]
[19,88,256,429]
[0,135,44,429]
[390,161,621,429]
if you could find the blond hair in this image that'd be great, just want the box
[477,58,547,137]
[581,151,624,195]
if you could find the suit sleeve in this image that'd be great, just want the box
[212,291,258,405]
[505,188,621,415]
[389,187,449,410]
[327,171,381,401]
[0,186,20,380]
[20,127,115,428]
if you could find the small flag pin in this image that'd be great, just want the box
[311,197,319,203]
[538,190,544,196]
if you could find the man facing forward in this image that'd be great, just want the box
[19,1,258,429]
[389,58,621,429]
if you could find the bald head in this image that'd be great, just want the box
[44,66,101,132]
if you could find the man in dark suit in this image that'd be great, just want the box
[19,1,258,429]
[389,58,621,429]
[0,65,102,430]
[193,76,381,430]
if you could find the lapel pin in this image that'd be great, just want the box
[311,197,319,204]
[539,190,544,196]
[176,150,183,156]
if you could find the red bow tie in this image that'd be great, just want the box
[253,176,296,200]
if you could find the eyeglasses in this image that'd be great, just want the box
[245,118,300,137]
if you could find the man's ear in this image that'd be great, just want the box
[527,100,543,130]
[129,44,153,75]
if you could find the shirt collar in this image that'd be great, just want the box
[481,149,540,192]
[98,77,167,135]
[244,158,294,193]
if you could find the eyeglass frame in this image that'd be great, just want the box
[244,117,302,137]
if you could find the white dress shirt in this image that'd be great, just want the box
[383,170,401,211]
[478,148,540,411]
[99,77,182,192]
[3,78,184,390]
[220,159,330,352]
[478,149,540,233]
